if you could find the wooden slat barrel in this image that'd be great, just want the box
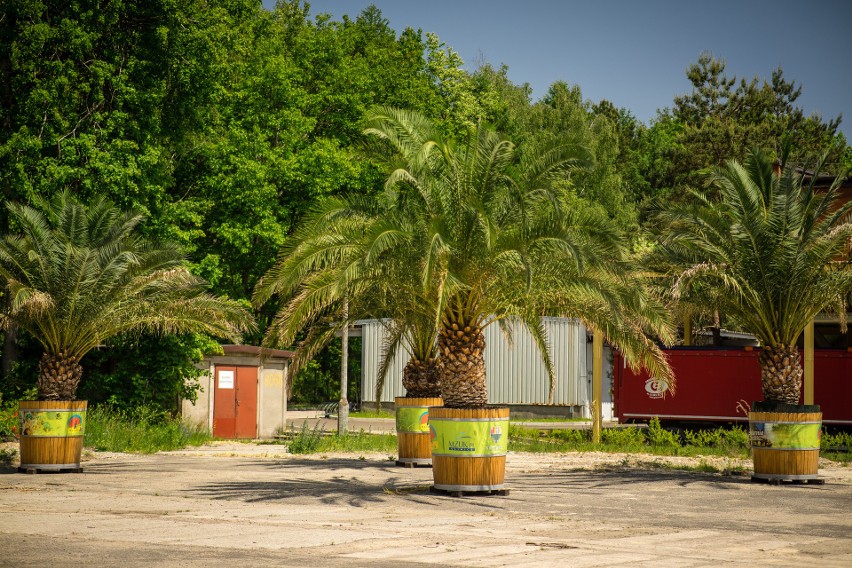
[749,410,821,481]
[430,406,509,492]
[395,397,442,466]
[18,400,87,473]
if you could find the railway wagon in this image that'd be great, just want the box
[613,348,851,425]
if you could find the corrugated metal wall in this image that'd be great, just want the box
[360,317,589,406]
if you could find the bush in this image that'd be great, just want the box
[645,417,680,448]
[0,393,19,441]
[601,426,645,448]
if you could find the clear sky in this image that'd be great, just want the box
[262,0,852,139]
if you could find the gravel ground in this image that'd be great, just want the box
[1,441,850,567]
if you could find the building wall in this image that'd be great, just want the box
[360,317,589,409]
[181,355,289,438]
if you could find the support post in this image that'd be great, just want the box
[338,301,349,435]
[592,328,603,444]
[804,319,814,405]
[683,313,692,346]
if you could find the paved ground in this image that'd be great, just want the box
[1,442,850,567]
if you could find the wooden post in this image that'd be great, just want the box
[592,328,603,444]
[683,313,692,346]
[804,319,814,405]
[338,301,349,435]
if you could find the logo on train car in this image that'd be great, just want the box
[644,378,668,399]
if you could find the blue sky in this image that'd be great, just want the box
[262,0,852,139]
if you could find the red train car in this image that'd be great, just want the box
[613,348,852,425]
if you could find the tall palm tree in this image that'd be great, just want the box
[363,107,674,408]
[657,145,852,404]
[0,191,255,400]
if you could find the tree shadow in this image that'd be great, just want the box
[185,475,421,506]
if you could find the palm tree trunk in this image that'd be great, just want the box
[758,344,802,404]
[402,357,441,398]
[438,321,487,408]
[37,350,83,400]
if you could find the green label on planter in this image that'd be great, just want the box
[396,406,430,433]
[430,418,509,457]
[20,410,86,437]
[750,422,820,450]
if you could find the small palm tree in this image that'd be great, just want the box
[0,191,255,400]
[658,145,852,404]
[253,193,443,400]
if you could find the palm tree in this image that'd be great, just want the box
[253,191,443,401]
[657,145,852,404]
[363,107,674,408]
[0,191,255,400]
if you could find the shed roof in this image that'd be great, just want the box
[220,344,294,360]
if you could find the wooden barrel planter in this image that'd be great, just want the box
[18,400,87,473]
[429,406,509,494]
[749,402,821,482]
[395,396,443,466]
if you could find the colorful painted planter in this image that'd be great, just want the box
[429,406,509,492]
[18,400,87,473]
[749,406,821,481]
[395,397,442,466]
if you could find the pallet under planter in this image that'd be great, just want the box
[429,485,510,498]
[18,466,83,474]
[429,406,509,494]
[750,475,825,486]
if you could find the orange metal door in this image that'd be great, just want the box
[234,366,258,438]
[213,366,237,438]
[213,366,257,439]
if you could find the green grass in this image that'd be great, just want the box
[822,431,852,464]
[510,416,591,423]
[85,404,211,453]
[508,418,752,459]
[349,409,395,419]
[282,422,397,454]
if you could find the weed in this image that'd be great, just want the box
[85,404,211,453]
[0,447,17,466]
[287,422,326,454]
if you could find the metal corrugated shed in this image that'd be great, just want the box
[360,317,589,406]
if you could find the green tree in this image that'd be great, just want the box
[526,83,638,230]
[672,53,845,170]
[657,144,852,403]
[0,192,255,400]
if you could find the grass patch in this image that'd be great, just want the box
[283,422,397,454]
[510,416,591,423]
[822,430,852,464]
[85,404,211,453]
[349,409,395,419]
[509,418,751,459]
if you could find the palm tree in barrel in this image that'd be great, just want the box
[657,144,852,404]
[363,107,674,408]
[0,191,255,400]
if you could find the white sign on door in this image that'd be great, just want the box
[218,370,234,389]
